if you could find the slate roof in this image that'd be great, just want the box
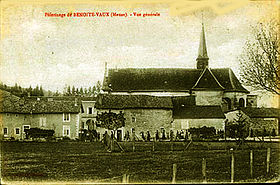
[240,107,280,118]
[95,94,173,109]
[0,90,80,114]
[173,105,226,119]
[104,68,249,93]
[192,68,224,90]
[171,96,196,109]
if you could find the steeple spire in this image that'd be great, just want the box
[196,22,209,69]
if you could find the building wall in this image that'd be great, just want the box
[250,118,279,135]
[124,109,173,134]
[173,118,225,131]
[81,101,97,130]
[223,92,247,108]
[247,95,258,107]
[0,113,79,140]
[96,108,173,139]
[193,91,223,106]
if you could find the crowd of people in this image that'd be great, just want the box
[102,129,191,143]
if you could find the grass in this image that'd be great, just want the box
[0,141,279,183]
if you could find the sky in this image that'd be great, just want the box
[0,0,278,97]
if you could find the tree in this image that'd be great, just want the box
[67,85,71,96]
[96,110,125,151]
[79,87,84,95]
[225,110,250,143]
[92,86,97,96]
[28,85,32,96]
[34,85,40,96]
[96,110,125,132]
[72,86,76,95]
[53,90,60,96]
[76,88,79,95]
[39,85,44,96]
[84,87,88,95]
[239,19,280,94]
[95,81,101,95]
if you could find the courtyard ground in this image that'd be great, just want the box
[0,141,279,184]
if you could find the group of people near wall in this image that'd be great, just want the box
[135,130,190,142]
[101,129,191,144]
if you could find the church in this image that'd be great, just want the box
[97,23,250,139]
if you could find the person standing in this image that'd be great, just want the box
[156,130,159,141]
[170,130,174,141]
[141,131,146,141]
[147,131,151,142]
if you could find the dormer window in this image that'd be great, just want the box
[63,113,70,122]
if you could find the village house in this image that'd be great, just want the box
[0,90,80,140]
[80,97,97,131]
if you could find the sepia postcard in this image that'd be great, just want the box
[0,0,279,184]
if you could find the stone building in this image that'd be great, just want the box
[95,94,173,140]
[100,23,249,132]
[0,90,80,140]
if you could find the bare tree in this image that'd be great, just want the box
[239,19,279,94]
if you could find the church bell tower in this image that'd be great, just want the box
[196,23,209,69]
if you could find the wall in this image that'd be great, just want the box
[81,101,97,130]
[96,108,173,139]
[246,95,258,107]
[250,118,279,135]
[193,91,223,106]
[223,92,247,108]
[173,118,225,131]
[0,112,79,140]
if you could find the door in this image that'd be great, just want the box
[22,125,30,139]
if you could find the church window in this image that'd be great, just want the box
[239,98,245,107]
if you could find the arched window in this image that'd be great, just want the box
[239,98,245,107]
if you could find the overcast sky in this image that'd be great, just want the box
[0,1,277,93]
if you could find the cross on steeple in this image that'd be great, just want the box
[196,19,209,69]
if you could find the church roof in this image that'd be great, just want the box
[197,23,208,59]
[171,96,196,108]
[240,107,280,118]
[104,68,249,93]
[192,67,224,90]
[173,105,225,119]
[95,94,173,109]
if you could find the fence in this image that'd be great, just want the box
[106,139,279,152]
[110,147,274,183]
